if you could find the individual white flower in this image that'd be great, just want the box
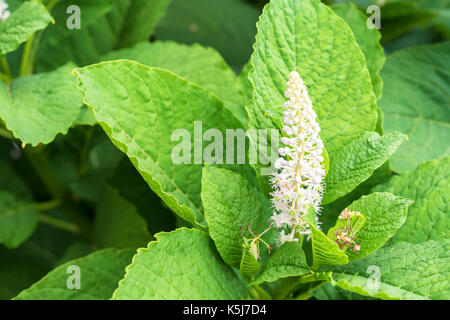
[270,70,326,245]
[0,0,10,22]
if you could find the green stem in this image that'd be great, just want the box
[38,214,80,234]
[252,285,272,300]
[20,34,35,76]
[36,198,61,212]
[273,277,298,300]
[24,146,93,240]
[249,285,272,300]
[27,30,45,74]
[0,57,12,83]
[249,287,260,300]
[294,281,326,300]
[273,273,318,300]
[78,126,95,177]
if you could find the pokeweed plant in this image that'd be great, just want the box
[0,0,448,300]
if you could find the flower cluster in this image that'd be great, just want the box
[270,71,326,245]
[334,208,363,252]
[0,0,10,22]
[339,208,361,220]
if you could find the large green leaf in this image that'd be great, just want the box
[15,249,134,300]
[114,0,171,48]
[0,1,53,56]
[247,0,377,171]
[331,240,450,300]
[343,192,411,261]
[0,63,83,146]
[332,3,385,99]
[154,0,259,69]
[373,157,450,243]
[310,225,349,270]
[36,0,170,71]
[251,242,310,285]
[113,228,250,299]
[94,186,151,250]
[379,42,450,173]
[0,191,37,249]
[74,61,242,228]
[323,131,406,204]
[201,166,267,268]
[103,41,247,126]
[305,208,349,270]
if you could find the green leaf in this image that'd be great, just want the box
[320,161,392,233]
[94,186,151,250]
[35,0,113,71]
[0,63,84,146]
[373,157,450,243]
[328,214,366,243]
[15,248,134,300]
[305,207,349,270]
[376,1,438,44]
[247,0,377,170]
[0,1,53,56]
[114,0,171,48]
[312,283,375,300]
[113,228,250,299]
[154,0,259,69]
[72,107,97,127]
[240,246,260,277]
[69,131,124,202]
[0,191,37,249]
[0,218,85,299]
[74,61,242,228]
[0,159,31,200]
[0,159,37,248]
[344,192,411,261]
[201,166,267,268]
[332,3,385,99]
[323,131,406,204]
[36,0,170,71]
[103,41,247,126]
[109,158,176,234]
[379,42,450,173]
[310,226,349,270]
[239,61,253,103]
[331,240,450,300]
[56,241,94,266]
[251,242,310,285]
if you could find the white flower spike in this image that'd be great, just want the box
[270,70,326,245]
[0,0,10,22]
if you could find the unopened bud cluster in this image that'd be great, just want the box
[270,71,326,245]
